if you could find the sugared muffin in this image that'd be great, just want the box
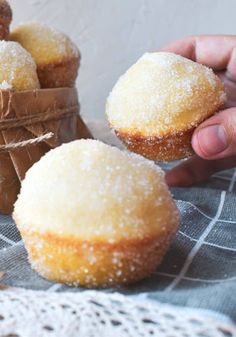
[13,139,179,287]
[106,52,226,161]
[11,22,80,88]
[0,41,40,90]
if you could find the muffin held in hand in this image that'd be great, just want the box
[11,22,80,88]
[13,139,179,288]
[0,0,12,40]
[0,41,40,90]
[106,52,226,161]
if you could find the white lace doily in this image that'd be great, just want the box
[0,289,235,337]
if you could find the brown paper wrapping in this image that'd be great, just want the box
[0,88,92,214]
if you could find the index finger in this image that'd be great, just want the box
[160,35,236,75]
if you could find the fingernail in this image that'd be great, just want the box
[192,125,228,156]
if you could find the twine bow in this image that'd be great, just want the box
[0,104,78,152]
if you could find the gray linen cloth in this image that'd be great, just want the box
[0,121,235,322]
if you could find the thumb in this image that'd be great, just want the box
[192,108,236,160]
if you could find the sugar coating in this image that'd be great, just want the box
[106,52,226,137]
[13,139,179,242]
[0,41,40,90]
[11,22,80,66]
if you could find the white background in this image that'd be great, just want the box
[10,0,236,120]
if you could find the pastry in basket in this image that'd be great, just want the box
[13,139,179,288]
[0,0,12,40]
[0,40,40,90]
[106,52,226,161]
[11,21,80,88]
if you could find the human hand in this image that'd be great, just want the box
[161,35,236,187]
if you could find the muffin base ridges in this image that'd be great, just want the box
[115,127,196,161]
[20,228,177,288]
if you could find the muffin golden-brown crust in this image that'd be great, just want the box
[11,22,80,88]
[116,127,195,161]
[37,57,79,88]
[13,140,179,287]
[20,229,175,287]
[0,0,12,40]
[106,52,226,161]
